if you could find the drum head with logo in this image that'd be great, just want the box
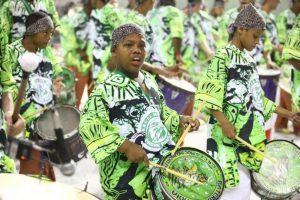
[156,147,225,200]
[251,140,300,199]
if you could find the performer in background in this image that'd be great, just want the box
[282,14,300,135]
[1,11,63,180]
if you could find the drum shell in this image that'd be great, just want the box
[257,68,281,102]
[251,140,300,200]
[36,105,87,164]
[156,76,196,115]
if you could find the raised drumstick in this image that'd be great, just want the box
[12,52,40,123]
[171,102,206,155]
[235,136,277,164]
[149,161,203,185]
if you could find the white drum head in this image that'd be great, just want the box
[0,174,99,200]
[158,75,196,93]
[257,67,281,77]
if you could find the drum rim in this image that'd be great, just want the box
[156,146,225,200]
[257,68,281,76]
[36,105,80,140]
[250,139,300,198]
[157,75,196,94]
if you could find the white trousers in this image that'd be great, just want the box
[220,163,251,200]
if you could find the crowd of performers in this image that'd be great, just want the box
[0,0,300,199]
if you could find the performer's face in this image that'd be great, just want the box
[32,28,54,49]
[238,28,263,51]
[112,33,146,78]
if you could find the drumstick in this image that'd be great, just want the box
[235,136,277,164]
[12,52,40,123]
[171,102,206,155]
[24,106,48,120]
[149,161,203,185]
[88,81,94,91]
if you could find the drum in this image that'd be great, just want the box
[251,140,300,200]
[156,76,196,115]
[0,174,100,200]
[36,105,87,164]
[56,67,76,105]
[257,67,281,102]
[153,147,225,200]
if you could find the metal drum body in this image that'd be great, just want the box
[36,105,87,164]
[257,67,281,101]
[251,140,300,199]
[153,147,225,200]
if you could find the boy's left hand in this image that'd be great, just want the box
[179,115,200,131]
[290,111,300,126]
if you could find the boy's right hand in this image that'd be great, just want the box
[219,120,237,139]
[118,140,149,165]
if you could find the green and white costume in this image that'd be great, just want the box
[148,6,184,66]
[276,9,297,45]
[282,15,300,110]
[80,70,181,199]
[1,39,62,127]
[125,10,164,65]
[90,4,124,82]
[195,43,276,188]
[0,0,59,43]
[60,7,93,75]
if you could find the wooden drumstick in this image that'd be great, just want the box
[235,136,277,164]
[24,106,48,120]
[149,161,203,185]
[171,102,206,155]
[12,52,40,123]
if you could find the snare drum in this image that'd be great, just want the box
[251,140,300,200]
[153,147,225,200]
[257,67,281,102]
[36,105,87,164]
[156,76,196,115]
[56,67,76,105]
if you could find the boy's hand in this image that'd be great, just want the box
[5,111,25,136]
[118,140,149,165]
[179,115,200,131]
[290,111,300,126]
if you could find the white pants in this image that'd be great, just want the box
[220,163,251,200]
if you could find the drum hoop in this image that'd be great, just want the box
[157,76,196,94]
[36,105,80,140]
[251,139,300,197]
[157,147,225,199]
[257,68,281,77]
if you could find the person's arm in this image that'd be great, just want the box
[288,59,300,71]
[172,37,183,64]
[169,8,184,64]
[2,92,25,136]
[210,110,236,139]
[275,106,300,126]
